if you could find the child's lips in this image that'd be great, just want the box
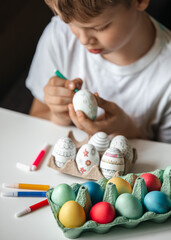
[88,49,102,54]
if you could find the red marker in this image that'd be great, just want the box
[31,143,49,171]
[15,199,49,217]
[16,143,50,171]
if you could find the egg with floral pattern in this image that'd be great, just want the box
[76,144,100,174]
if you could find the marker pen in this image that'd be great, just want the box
[1,191,47,197]
[15,199,49,217]
[16,143,50,172]
[3,183,52,191]
[30,143,49,170]
[55,70,78,93]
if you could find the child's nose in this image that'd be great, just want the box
[79,29,95,46]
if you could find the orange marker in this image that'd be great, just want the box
[3,183,52,191]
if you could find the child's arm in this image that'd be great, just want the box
[68,93,145,139]
[29,76,82,126]
[29,98,72,126]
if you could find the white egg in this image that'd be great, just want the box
[100,147,125,179]
[110,135,133,163]
[88,132,110,153]
[72,89,97,120]
[76,144,100,174]
[52,137,76,168]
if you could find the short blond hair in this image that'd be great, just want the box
[45,0,133,23]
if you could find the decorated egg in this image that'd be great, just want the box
[115,193,143,219]
[90,202,116,224]
[88,132,110,153]
[51,183,76,207]
[110,135,133,163]
[52,137,76,168]
[144,191,171,214]
[107,177,132,195]
[72,89,97,120]
[76,144,100,174]
[59,200,86,228]
[100,147,125,179]
[82,181,104,205]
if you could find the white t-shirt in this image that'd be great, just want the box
[26,16,171,143]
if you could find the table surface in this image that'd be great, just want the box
[0,107,171,240]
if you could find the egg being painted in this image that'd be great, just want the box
[88,132,110,153]
[76,144,100,174]
[52,137,76,168]
[72,89,97,120]
[100,147,125,179]
[110,135,133,163]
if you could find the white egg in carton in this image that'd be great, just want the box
[48,131,137,180]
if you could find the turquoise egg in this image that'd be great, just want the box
[144,191,171,214]
[51,183,76,207]
[82,181,104,205]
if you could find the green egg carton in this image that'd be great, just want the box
[46,168,171,239]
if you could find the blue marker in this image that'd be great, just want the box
[54,70,78,93]
[1,191,47,197]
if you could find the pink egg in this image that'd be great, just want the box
[139,173,161,192]
[89,202,115,224]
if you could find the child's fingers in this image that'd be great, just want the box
[94,93,116,114]
[48,76,82,93]
[65,78,83,91]
[68,104,83,128]
[46,86,74,97]
[44,95,72,105]
[49,104,69,113]
[69,78,83,90]
[49,76,71,87]
[68,104,100,135]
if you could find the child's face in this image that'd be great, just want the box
[68,3,140,56]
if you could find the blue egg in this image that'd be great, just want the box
[144,191,171,214]
[82,181,104,205]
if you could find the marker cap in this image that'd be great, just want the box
[16,162,31,172]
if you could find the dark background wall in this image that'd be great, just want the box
[0,0,53,113]
[0,0,170,114]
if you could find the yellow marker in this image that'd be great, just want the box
[3,183,52,191]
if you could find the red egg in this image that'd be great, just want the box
[89,202,115,224]
[139,173,161,192]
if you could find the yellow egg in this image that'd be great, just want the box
[58,200,86,228]
[107,177,132,195]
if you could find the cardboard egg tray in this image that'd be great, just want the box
[47,131,137,180]
[46,167,171,239]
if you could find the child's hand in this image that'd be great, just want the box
[44,76,82,125]
[68,93,143,138]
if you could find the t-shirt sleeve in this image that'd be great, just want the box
[25,16,69,102]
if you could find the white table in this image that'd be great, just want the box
[0,107,171,240]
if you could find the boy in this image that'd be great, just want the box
[26,0,171,143]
